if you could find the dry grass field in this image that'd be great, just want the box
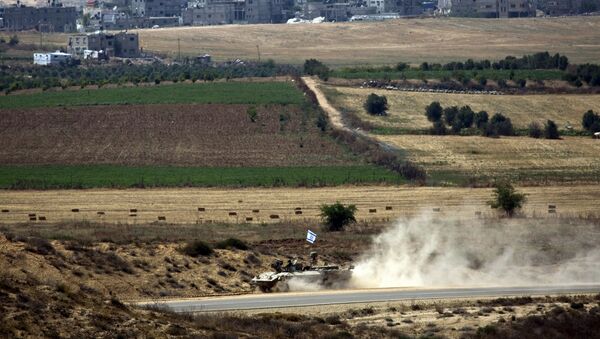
[13,17,600,65]
[378,135,600,183]
[0,104,355,166]
[325,85,600,131]
[1,185,599,225]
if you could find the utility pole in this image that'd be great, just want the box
[256,44,260,62]
[177,38,181,62]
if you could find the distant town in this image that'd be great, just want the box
[0,0,598,35]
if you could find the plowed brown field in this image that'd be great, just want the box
[0,104,356,166]
[1,185,598,225]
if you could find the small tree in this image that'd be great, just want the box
[247,106,258,122]
[8,35,19,46]
[364,93,388,115]
[316,113,328,132]
[425,101,443,122]
[582,110,599,132]
[528,121,542,138]
[396,62,408,71]
[304,59,330,81]
[443,106,459,126]
[488,181,527,217]
[544,120,560,139]
[474,111,489,129]
[320,202,357,232]
[430,120,447,135]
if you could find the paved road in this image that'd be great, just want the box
[137,284,600,313]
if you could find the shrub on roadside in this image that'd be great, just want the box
[181,240,213,257]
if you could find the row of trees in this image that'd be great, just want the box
[565,64,600,87]
[0,61,299,93]
[422,52,569,71]
[425,102,514,137]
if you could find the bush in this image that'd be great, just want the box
[247,106,258,122]
[215,238,249,250]
[474,111,489,129]
[364,93,388,115]
[23,237,55,255]
[320,202,357,232]
[488,181,527,217]
[316,112,328,132]
[395,62,408,71]
[544,120,560,139]
[8,35,19,46]
[443,106,459,126]
[582,110,600,132]
[528,122,543,138]
[430,120,447,135]
[485,113,514,137]
[304,59,330,81]
[425,101,443,122]
[182,240,213,257]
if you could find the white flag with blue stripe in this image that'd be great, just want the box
[306,230,317,244]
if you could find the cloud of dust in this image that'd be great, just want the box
[350,212,600,288]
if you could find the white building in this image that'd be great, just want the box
[33,51,73,66]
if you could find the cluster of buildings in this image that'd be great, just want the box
[1,0,598,34]
[34,31,140,65]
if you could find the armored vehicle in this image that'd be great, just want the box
[251,252,353,292]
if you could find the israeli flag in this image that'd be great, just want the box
[306,230,317,244]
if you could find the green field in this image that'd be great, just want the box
[0,165,404,189]
[0,82,305,109]
[331,69,565,81]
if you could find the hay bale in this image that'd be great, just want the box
[38,216,46,221]
[198,207,206,212]
[295,211,303,215]
[295,207,302,211]
[548,209,556,214]
[246,217,253,221]
[28,213,36,217]
[432,208,441,212]
[71,208,79,213]
[252,209,260,213]
[385,206,393,210]
[269,214,280,219]
[1,209,9,213]
[130,208,137,213]
[369,209,377,213]
[29,216,36,221]
[548,204,556,209]
[158,216,166,221]
[229,212,237,216]
[129,214,137,217]
[97,211,105,215]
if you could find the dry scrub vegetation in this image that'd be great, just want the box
[326,85,600,131]
[2,185,600,224]
[0,104,355,167]
[378,135,600,184]
[15,17,600,65]
[2,223,600,338]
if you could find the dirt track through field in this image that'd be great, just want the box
[1,185,599,224]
